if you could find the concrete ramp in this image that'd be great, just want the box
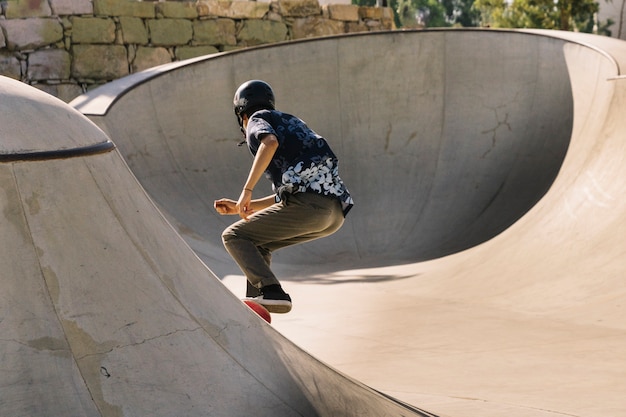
[0,75,431,416]
[72,30,576,273]
[6,27,626,417]
[70,28,626,417]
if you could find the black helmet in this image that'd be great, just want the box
[233,80,275,128]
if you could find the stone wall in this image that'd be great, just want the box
[0,0,394,102]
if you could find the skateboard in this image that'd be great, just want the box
[243,299,271,323]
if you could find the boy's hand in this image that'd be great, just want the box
[236,189,254,220]
[214,199,237,215]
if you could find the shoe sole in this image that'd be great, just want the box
[262,303,292,314]
[246,297,292,314]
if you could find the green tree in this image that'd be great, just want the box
[397,0,449,27]
[442,0,482,26]
[354,0,610,33]
[473,0,606,33]
[353,0,480,27]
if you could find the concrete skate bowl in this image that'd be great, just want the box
[1,75,435,417]
[73,28,586,276]
[4,27,624,417]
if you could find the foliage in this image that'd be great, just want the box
[353,0,611,35]
[352,0,479,27]
[473,0,603,32]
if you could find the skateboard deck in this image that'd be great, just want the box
[243,299,271,323]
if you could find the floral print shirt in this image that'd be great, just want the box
[246,109,353,216]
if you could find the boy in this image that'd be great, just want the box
[214,80,353,313]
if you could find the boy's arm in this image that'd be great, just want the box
[214,194,277,215]
[250,195,278,211]
[237,134,279,219]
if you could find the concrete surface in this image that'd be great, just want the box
[2,28,624,417]
[73,29,577,270]
[0,75,430,416]
[71,28,626,417]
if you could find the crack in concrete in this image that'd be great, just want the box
[481,106,511,158]
[76,326,204,360]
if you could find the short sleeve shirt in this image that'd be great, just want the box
[246,109,353,216]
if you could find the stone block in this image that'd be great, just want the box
[28,49,71,80]
[381,14,396,30]
[72,44,129,80]
[222,44,241,52]
[157,2,199,19]
[266,10,283,22]
[55,83,86,103]
[132,46,172,72]
[71,17,116,44]
[148,19,193,46]
[197,1,269,19]
[50,0,93,15]
[0,19,64,51]
[0,52,22,80]
[32,82,85,102]
[382,7,395,20]
[325,4,359,22]
[175,45,219,61]
[345,21,369,33]
[277,0,320,17]
[5,0,52,18]
[359,6,384,19]
[290,16,345,39]
[193,19,236,46]
[93,0,155,18]
[237,20,288,46]
[365,19,382,30]
[31,83,58,97]
[119,17,149,45]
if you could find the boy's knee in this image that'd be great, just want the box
[221,223,239,244]
[222,225,247,248]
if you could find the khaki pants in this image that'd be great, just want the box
[222,192,345,296]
